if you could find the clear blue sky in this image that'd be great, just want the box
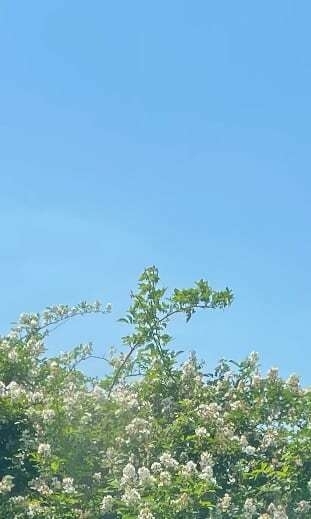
[1,2,311,382]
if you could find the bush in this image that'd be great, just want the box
[0,267,310,518]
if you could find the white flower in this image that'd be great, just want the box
[173,492,190,511]
[240,435,248,447]
[6,381,24,398]
[181,354,196,371]
[286,373,300,390]
[29,477,52,495]
[29,391,44,403]
[267,503,288,519]
[158,470,171,486]
[100,495,113,512]
[41,409,55,422]
[181,460,197,476]
[151,462,162,474]
[37,443,51,457]
[138,507,155,519]
[111,386,139,411]
[243,497,257,516]
[121,488,141,506]
[295,500,311,513]
[27,502,43,517]
[62,477,75,493]
[244,445,256,456]
[138,466,153,486]
[221,426,236,440]
[200,452,214,470]
[181,355,200,379]
[92,472,102,482]
[227,473,236,484]
[92,385,106,398]
[199,452,216,484]
[197,402,221,421]
[0,381,6,396]
[9,495,25,505]
[199,466,216,483]
[8,349,18,361]
[230,400,243,411]
[248,351,259,366]
[121,463,136,486]
[159,452,179,470]
[125,417,150,439]
[261,430,278,450]
[267,367,279,381]
[218,493,232,512]
[195,426,207,437]
[0,475,14,494]
[252,374,261,387]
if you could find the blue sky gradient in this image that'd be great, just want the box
[1,2,311,381]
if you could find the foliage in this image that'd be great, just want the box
[0,266,310,518]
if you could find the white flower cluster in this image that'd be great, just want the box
[217,493,232,512]
[37,443,51,457]
[197,402,222,421]
[100,495,113,512]
[121,463,137,487]
[125,417,150,439]
[138,467,153,487]
[121,487,141,506]
[159,452,179,470]
[0,475,14,494]
[111,384,139,411]
[199,452,216,483]
[0,380,26,399]
[243,497,257,517]
[62,477,76,494]
[138,507,155,519]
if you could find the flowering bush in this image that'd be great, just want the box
[1,266,311,518]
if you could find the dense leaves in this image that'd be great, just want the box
[0,267,310,518]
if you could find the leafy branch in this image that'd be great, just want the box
[108,266,233,394]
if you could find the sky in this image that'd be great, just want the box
[1,1,311,383]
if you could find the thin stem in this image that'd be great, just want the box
[108,302,217,395]
[20,310,108,341]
